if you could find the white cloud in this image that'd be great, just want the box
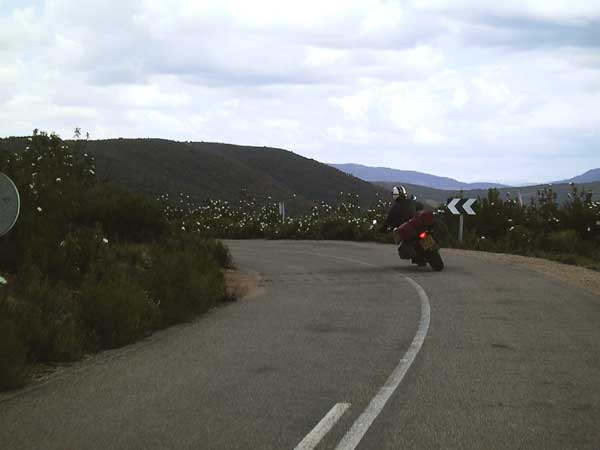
[413,126,448,144]
[303,47,347,68]
[358,1,405,37]
[410,0,600,25]
[452,87,469,109]
[0,6,47,52]
[334,92,371,121]
[117,84,190,109]
[0,0,599,183]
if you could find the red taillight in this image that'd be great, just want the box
[419,232,427,239]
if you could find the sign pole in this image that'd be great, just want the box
[458,214,464,243]
[278,201,286,222]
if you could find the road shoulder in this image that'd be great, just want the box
[445,248,600,297]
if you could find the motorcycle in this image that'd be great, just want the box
[375,210,444,271]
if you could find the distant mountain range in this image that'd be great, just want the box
[559,168,600,184]
[329,163,509,190]
[329,163,600,190]
[375,181,600,208]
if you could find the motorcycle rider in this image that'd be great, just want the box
[378,185,426,264]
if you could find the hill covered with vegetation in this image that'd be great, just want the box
[0,137,387,214]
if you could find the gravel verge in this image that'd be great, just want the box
[445,248,600,297]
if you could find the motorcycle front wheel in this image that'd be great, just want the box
[427,250,444,271]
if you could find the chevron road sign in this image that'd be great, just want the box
[447,198,477,215]
[446,198,477,242]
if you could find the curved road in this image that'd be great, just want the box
[1,240,599,449]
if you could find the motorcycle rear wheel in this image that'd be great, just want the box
[427,250,444,271]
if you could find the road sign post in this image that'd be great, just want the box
[447,198,476,243]
[278,201,286,222]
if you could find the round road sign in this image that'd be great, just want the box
[0,173,20,237]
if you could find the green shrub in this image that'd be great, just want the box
[145,239,225,325]
[0,131,96,272]
[545,230,579,254]
[81,269,160,349]
[78,184,168,242]
[16,267,84,362]
[319,219,358,240]
[0,316,28,390]
[0,131,239,392]
[42,226,110,285]
[194,237,233,268]
[506,225,535,252]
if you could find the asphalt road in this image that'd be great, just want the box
[1,240,599,449]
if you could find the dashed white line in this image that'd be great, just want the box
[231,245,431,450]
[293,402,351,450]
[294,251,431,450]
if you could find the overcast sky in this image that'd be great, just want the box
[1,0,599,184]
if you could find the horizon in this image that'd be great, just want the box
[3,132,596,187]
[325,161,599,186]
[2,0,599,184]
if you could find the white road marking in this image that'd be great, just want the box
[293,403,351,450]
[231,244,432,449]
[294,251,431,450]
[335,276,430,450]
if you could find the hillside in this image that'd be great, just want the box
[330,163,508,190]
[376,181,600,207]
[0,137,386,214]
[558,168,600,184]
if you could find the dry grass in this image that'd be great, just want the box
[223,270,259,300]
